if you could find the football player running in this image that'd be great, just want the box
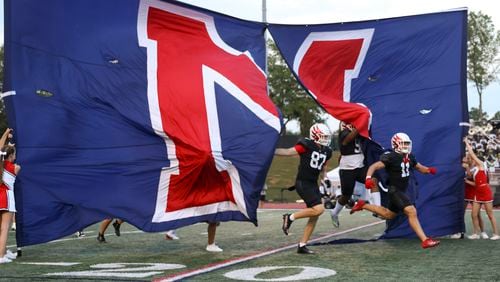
[329,122,381,228]
[275,123,333,254]
[350,132,440,249]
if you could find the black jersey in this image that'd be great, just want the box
[339,129,363,156]
[380,151,417,191]
[296,138,333,182]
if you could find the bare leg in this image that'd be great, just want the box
[207,222,217,245]
[0,211,14,257]
[470,202,481,235]
[98,218,112,234]
[404,206,427,242]
[293,205,324,220]
[359,203,396,220]
[478,204,485,233]
[484,202,499,235]
[300,216,319,244]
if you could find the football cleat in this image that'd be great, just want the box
[282,214,293,235]
[113,221,121,237]
[350,200,366,214]
[297,244,314,254]
[421,238,440,249]
[97,233,106,243]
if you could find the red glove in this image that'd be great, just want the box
[428,167,437,175]
[365,177,375,189]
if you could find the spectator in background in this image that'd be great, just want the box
[97,218,124,242]
[0,128,21,263]
[451,155,487,239]
[464,139,499,240]
[205,222,222,252]
[165,222,223,252]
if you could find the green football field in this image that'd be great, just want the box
[2,209,500,281]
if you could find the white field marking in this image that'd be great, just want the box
[157,220,384,282]
[20,262,80,266]
[46,263,186,279]
[7,230,144,248]
[224,266,336,281]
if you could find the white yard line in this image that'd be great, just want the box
[7,230,144,248]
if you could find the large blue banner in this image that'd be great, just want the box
[269,10,468,238]
[4,0,280,246]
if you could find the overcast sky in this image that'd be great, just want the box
[2,0,499,132]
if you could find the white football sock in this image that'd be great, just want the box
[371,192,381,206]
[332,202,344,216]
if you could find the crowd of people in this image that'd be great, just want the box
[466,119,500,171]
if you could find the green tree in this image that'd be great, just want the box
[469,107,489,122]
[492,111,500,120]
[467,11,500,116]
[267,40,324,135]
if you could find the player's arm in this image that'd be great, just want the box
[415,163,436,174]
[274,147,299,156]
[464,138,484,169]
[365,161,384,189]
[366,161,385,178]
[341,127,359,145]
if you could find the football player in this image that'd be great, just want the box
[350,132,440,249]
[329,122,381,228]
[275,123,333,254]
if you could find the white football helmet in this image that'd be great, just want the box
[310,123,332,146]
[391,132,412,154]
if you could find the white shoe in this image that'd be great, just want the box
[5,250,17,260]
[490,234,500,240]
[467,234,480,239]
[165,230,180,240]
[449,233,463,239]
[0,256,12,264]
[75,231,86,238]
[11,223,16,231]
[480,232,489,239]
[206,244,223,252]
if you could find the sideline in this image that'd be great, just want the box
[155,220,384,282]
